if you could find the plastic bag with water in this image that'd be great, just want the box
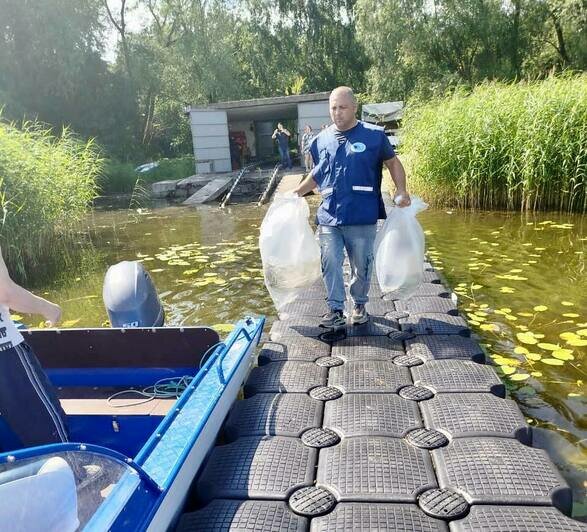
[259,193,322,313]
[374,195,428,298]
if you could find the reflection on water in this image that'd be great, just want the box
[24,199,586,519]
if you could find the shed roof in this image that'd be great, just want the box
[188,92,331,121]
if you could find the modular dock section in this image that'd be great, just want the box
[178,263,586,531]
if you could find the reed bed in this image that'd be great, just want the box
[0,118,101,281]
[401,74,587,212]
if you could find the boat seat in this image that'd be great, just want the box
[0,456,79,532]
[58,386,177,416]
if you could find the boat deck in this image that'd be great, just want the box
[177,264,585,531]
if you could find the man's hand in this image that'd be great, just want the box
[42,302,62,327]
[394,192,411,208]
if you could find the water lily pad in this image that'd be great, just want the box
[480,323,498,332]
[517,332,538,345]
[552,349,574,361]
[500,286,515,293]
[561,301,574,306]
[500,365,516,375]
[213,323,235,334]
[510,373,530,381]
[537,343,560,351]
[566,338,587,347]
[560,332,578,341]
[533,305,548,312]
[562,313,579,318]
[541,358,564,366]
[577,329,587,337]
[514,346,529,355]
[525,353,542,361]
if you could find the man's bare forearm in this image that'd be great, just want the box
[384,156,407,193]
[0,246,61,323]
[294,174,318,196]
[0,282,56,316]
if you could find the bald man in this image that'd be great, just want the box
[294,86,411,328]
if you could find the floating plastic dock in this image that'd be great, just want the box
[178,262,586,531]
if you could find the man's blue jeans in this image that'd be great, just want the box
[278,145,292,169]
[318,224,377,312]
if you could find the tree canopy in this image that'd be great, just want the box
[0,0,585,159]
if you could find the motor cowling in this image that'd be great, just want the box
[103,261,164,328]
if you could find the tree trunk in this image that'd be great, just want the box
[549,8,571,65]
[511,0,521,77]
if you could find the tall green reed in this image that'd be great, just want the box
[401,74,587,212]
[0,117,101,282]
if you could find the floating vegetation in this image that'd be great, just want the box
[422,208,585,410]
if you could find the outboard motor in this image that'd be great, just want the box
[103,261,165,328]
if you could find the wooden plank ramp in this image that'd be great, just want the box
[275,170,306,195]
[183,176,233,205]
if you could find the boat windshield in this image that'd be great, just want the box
[0,450,138,531]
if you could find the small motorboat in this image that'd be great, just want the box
[0,261,264,531]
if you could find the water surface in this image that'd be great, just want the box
[25,198,586,519]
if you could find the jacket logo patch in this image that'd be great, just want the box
[350,142,366,153]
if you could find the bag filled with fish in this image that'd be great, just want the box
[374,195,428,299]
[259,192,321,314]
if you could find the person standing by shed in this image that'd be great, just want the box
[294,86,411,328]
[272,122,292,170]
[300,124,315,174]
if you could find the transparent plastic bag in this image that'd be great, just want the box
[374,195,428,298]
[259,193,322,312]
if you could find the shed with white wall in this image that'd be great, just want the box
[187,92,331,173]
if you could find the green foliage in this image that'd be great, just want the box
[356,0,587,102]
[99,156,195,194]
[0,118,101,280]
[1,0,586,196]
[401,74,587,212]
[99,160,139,195]
[146,157,195,182]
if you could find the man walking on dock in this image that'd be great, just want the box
[294,86,411,327]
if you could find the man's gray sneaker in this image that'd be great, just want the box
[319,310,346,328]
[351,304,369,325]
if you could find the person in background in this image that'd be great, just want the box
[294,86,411,328]
[0,245,68,447]
[272,122,292,170]
[300,124,315,174]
